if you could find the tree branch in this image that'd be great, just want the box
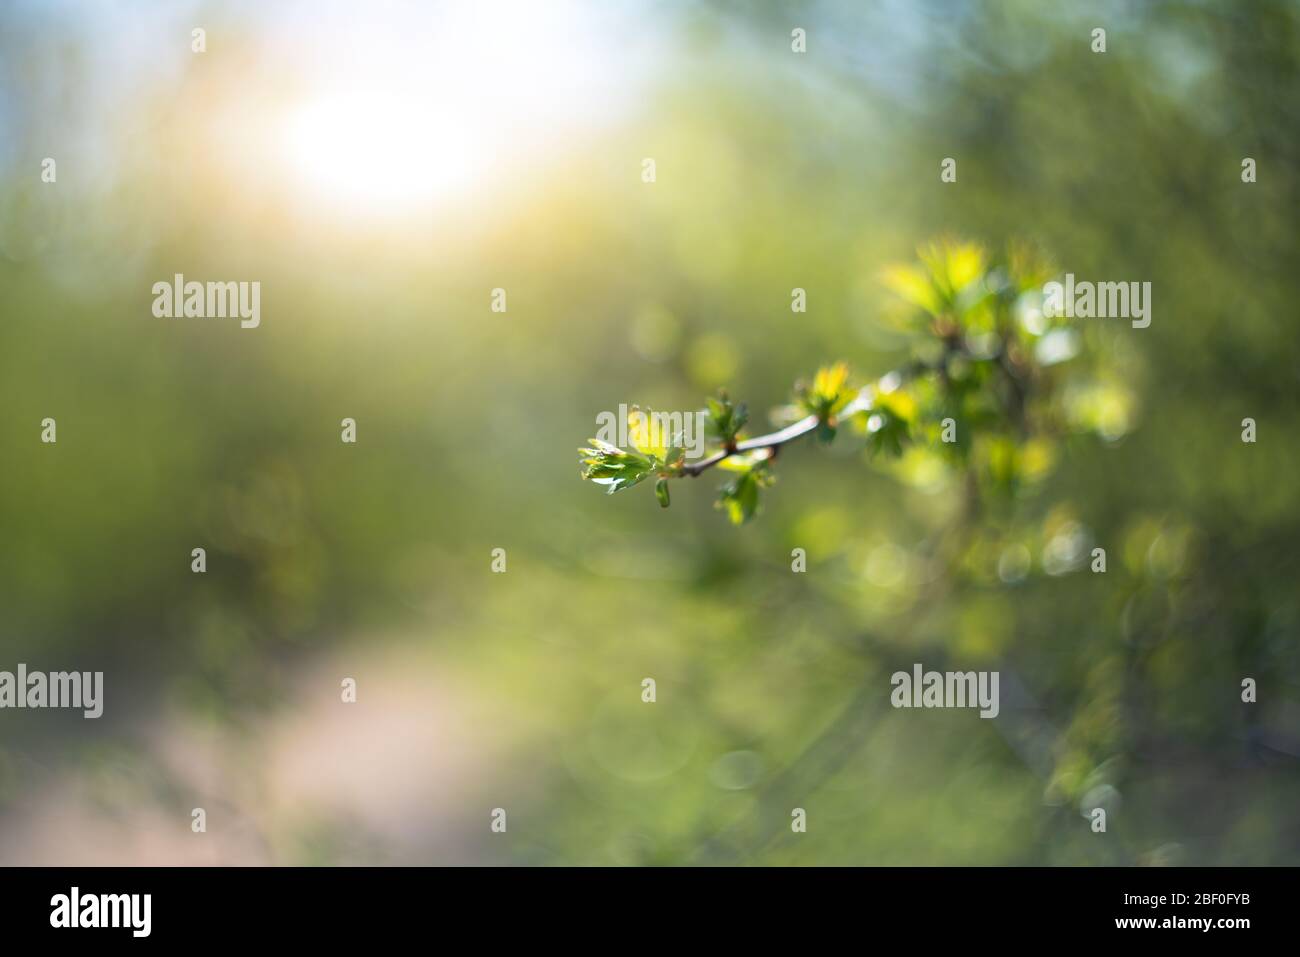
[679,413,823,477]
[677,372,904,479]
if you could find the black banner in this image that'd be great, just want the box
[0,866,1284,943]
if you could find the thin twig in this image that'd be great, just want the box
[677,357,939,478]
[680,414,823,477]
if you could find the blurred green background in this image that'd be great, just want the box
[0,0,1297,865]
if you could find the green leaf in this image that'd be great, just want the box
[626,406,669,460]
[703,390,748,446]
[716,460,773,525]
[654,477,671,508]
[578,439,657,494]
[796,362,856,436]
[717,449,769,472]
[864,410,908,458]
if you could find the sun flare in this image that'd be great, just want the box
[282,93,478,211]
[268,0,638,220]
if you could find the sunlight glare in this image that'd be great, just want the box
[283,94,476,211]
[273,0,641,218]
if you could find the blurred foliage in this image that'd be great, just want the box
[0,0,1298,865]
